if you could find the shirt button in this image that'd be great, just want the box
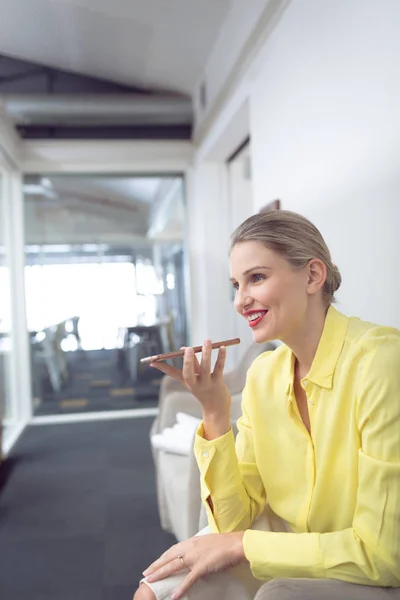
[308,399,314,405]
[302,381,308,389]
[203,451,209,458]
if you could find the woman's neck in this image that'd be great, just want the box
[285,303,329,377]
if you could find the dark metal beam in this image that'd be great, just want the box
[17,124,192,140]
[0,53,175,95]
[0,53,192,139]
[0,67,46,85]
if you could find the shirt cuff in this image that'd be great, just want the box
[194,423,245,531]
[195,422,234,450]
[243,529,325,581]
[194,424,241,496]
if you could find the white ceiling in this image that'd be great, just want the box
[51,176,165,206]
[23,175,172,222]
[0,0,233,95]
[23,174,183,245]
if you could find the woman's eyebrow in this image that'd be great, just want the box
[230,266,272,281]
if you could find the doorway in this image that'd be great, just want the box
[24,174,188,417]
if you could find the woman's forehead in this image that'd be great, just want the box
[229,242,282,277]
[230,241,275,263]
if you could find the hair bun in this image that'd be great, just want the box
[331,264,342,292]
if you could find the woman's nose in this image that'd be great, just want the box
[235,290,252,314]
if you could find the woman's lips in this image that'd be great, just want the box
[248,311,268,328]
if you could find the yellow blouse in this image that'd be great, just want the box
[194,306,400,586]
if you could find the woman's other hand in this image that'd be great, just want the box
[142,532,246,600]
[150,340,231,423]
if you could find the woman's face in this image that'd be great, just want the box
[229,241,310,344]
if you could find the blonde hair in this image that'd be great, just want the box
[230,210,341,304]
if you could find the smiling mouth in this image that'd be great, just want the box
[247,311,268,328]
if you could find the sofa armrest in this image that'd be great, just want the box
[230,392,243,424]
[158,390,242,431]
[159,374,185,401]
[153,392,244,540]
[157,391,203,432]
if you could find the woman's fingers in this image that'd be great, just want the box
[149,361,183,382]
[193,354,201,375]
[142,545,178,577]
[144,557,187,584]
[150,339,222,390]
[150,347,201,387]
[171,570,200,600]
[143,545,188,583]
[182,346,201,375]
[182,348,197,387]
[212,346,226,378]
[200,339,212,379]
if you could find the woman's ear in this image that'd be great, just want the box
[307,259,326,296]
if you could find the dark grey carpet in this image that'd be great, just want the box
[0,418,176,600]
[34,349,162,416]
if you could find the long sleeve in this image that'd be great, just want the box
[243,332,400,586]
[194,378,266,533]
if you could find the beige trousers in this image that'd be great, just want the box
[144,506,400,600]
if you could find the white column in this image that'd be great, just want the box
[10,172,32,423]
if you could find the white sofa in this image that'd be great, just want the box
[150,342,276,541]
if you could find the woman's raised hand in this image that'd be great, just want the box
[149,339,231,419]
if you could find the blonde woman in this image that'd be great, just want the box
[134,210,400,600]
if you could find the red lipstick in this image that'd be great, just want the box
[244,310,268,328]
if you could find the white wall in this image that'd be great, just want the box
[227,144,255,364]
[193,0,270,131]
[185,162,240,369]
[250,0,400,328]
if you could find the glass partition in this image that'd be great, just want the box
[23,174,188,417]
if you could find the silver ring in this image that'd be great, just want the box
[177,554,186,569]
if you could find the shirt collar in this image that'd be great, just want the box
[285,305,349,394]
[306,305,349,389]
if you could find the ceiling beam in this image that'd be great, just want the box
[0,53,193,139]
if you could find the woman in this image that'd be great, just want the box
[134,210,400,600]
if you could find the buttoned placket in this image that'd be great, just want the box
[287,381,317,531]
[287,380,316,433]
[302,379,315,405]
[303,381,317,531]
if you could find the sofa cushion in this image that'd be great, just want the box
[158,451,194,541]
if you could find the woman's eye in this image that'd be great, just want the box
[232,282,239,290]
[251,273,265,283]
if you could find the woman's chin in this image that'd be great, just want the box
[252,327,274,344]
